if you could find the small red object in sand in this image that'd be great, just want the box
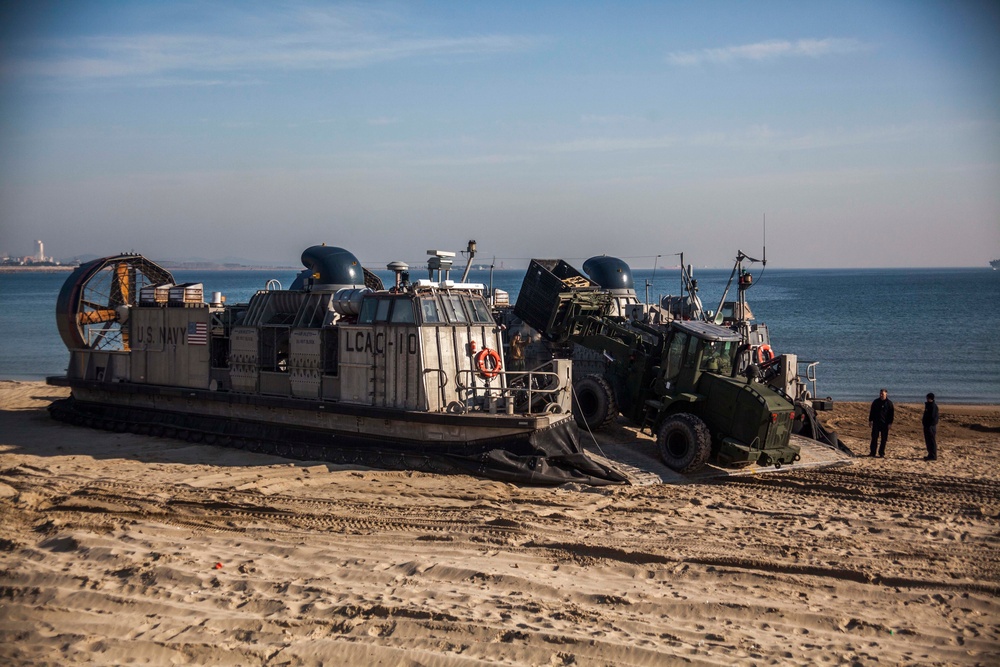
[214,562,223,569]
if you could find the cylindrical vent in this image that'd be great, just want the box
[332,287,371,316]
[211,292,224,306]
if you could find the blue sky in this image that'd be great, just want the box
[1,0,998,268]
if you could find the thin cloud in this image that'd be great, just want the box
[400,122,935,167]
[2,8,543,85]
[667,38,866,66]
[580,114,643,125]
[411,153,533,167]
[9,35,540,79]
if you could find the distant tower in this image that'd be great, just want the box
[35,240,44,262]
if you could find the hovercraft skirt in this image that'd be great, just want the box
[47,381,625,486]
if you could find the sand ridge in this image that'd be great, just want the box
[0,381,998,665]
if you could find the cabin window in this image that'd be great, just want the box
[441,295,469,324]
[701,340,736,375]
[420,298,441,323]
[390,300,416,324]
[359,298,377,324]
[468,298,493,323]
[684,335,700,368]
[665,333,686,382]
[375,299,392,322]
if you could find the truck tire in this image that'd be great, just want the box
[573,374,618,431]
[657,413,712,473]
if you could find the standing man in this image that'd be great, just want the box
[508,331,527,373]
[922,392,939,461]
[868,388,895,458]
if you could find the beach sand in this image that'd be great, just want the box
[1,380,997,665]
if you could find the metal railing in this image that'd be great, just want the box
[452,366,569,415]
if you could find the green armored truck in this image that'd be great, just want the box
[514,259,800,473]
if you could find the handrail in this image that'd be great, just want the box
[454,368,567,415]
[804,361,820,399]
[422,367,450,409]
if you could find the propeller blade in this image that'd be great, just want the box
[79,309,118,325]
[115,262,132,305]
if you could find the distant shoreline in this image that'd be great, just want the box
[0,265,74,273]
[0,265,296,274]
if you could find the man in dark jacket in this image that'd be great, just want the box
[868,388,894,457]
[922,392,939,461]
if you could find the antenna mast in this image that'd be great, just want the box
[763,213,767,266]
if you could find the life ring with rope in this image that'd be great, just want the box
[756,344,776,365]
[475,348,503,379]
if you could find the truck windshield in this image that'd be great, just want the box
[701,340,737,375]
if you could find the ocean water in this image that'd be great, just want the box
[2,265,997,404]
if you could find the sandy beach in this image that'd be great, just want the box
[1,380,997,665]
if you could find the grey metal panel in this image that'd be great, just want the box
[110,352,130,382]
[229,326,259,393]
[339,319,505,412]
[339,325,375,405]
[399,327,423,410]
[418,323,504,411]
[421,327,447,412]
[320,374,341,400]
[85,351,109,381]
[289,328,322,398]
[128,306,210,388]
[68,350,88,380]
[131,338,147,383]
[259,371,291,397]
[130,307,163,384]
[372,323,388,407]
[438,326,458,403]
[82,351,130,382]
[374,325,424,410]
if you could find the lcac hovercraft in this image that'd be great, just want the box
[46,245,624,485]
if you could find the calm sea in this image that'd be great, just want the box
[2,265,997,404]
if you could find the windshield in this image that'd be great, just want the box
[701,340,737,375]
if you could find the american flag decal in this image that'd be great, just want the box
[187,321,208,345]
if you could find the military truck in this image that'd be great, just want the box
[649,250,842,452]
[514,259,800,473]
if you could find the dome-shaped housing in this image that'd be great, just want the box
[582,255,634,290]
[296,245,366,289]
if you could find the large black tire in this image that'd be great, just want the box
[573,374,618,431]
[657,413,712,473]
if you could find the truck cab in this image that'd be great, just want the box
[645,320,797,470]
[660,320,740,394]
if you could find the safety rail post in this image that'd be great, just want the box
[805,361,820,398]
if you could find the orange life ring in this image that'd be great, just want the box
[475,348,503,379]
[756,344,775,365]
